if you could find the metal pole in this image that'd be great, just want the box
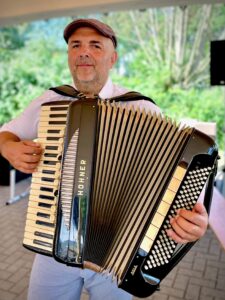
[6,168,30,205]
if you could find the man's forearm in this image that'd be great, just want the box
[0,131,20,155]
[0,132,42,173]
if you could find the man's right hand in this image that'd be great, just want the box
[1,139,42,174]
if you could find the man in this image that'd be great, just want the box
[0,19,208,300]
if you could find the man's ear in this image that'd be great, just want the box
[110,51,118,68]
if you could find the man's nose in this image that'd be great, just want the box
[79,53,89,58]
[78,45,90,57]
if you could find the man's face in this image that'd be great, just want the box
[67,27,117,95]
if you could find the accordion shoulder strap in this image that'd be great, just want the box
[49,85,156,105]
[107,91,156,104]
[49,85,85,99]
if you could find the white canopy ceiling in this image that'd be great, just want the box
[0,0,225,27]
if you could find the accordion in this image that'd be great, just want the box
[23,98,218,298]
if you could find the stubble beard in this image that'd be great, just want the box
[72,72,104,98]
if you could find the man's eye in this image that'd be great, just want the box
[72,44,79,48]
[93,44,101,49]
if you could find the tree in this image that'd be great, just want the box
[104,5,225,148]
[0,19,71,124]
[0,6,224,149]
[105,4,225,90]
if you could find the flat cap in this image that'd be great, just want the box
[64,18,117,48]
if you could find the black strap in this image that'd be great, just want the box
[107,91,156,104]
[49,85,85,99]
[49,85,156,105]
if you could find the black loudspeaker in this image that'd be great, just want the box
[210,40,225,86]
[0,155,30,186]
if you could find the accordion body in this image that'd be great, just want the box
[23,98,218,297]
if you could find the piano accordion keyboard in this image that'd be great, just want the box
[23,102,70,254]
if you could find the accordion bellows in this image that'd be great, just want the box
[23,99,218,297]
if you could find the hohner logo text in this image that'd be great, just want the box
[77,160,86,196]
[131,265,138,276]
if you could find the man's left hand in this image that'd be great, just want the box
[166,202,208,244]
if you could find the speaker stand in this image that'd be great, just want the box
[6,169,30,205]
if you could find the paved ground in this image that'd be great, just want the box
[0,178,225,300]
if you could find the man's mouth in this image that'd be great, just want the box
[77,64,93,67]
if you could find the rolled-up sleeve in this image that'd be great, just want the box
[0,90,72,140]
[0,99,40,140]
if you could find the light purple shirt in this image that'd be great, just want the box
[0,78,160,140]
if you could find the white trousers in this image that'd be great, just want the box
[28,254,132,300]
